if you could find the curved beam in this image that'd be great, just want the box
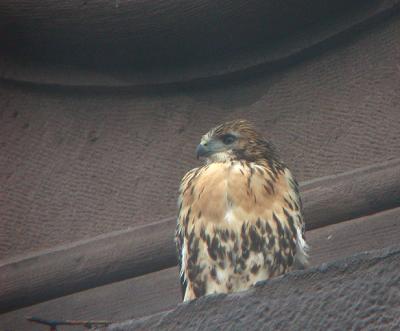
[0,1,397,86]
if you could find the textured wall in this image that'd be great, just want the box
[1,15,400,259]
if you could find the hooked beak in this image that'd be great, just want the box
[196,143,210,160]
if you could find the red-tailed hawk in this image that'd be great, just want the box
[175,120,309,301]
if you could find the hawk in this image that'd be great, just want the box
[175,120,309,301]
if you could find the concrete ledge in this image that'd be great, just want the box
[106,245,400,331]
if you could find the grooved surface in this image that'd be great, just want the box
[106,246,400,331]
[1,207,399,330]
[0,267,182,331]
[0,218,178,313]
[307,207,400,266]
[1,16,400,259]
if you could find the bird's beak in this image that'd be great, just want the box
[196,143,210,160]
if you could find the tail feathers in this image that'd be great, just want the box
[293,228,310,269]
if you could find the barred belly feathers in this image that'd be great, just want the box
[175,120,309,301]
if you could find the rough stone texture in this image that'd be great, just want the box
[106,245,400,331]
[1,15,400,259]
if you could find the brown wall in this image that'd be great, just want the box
[1,13,400,259]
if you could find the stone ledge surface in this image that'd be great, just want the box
[106,245,400,331]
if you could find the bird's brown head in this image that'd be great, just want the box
[196,120,280,164]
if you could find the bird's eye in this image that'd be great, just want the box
[222,134,236,145]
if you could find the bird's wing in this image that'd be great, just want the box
[175,167,201,299]
[175,223,187,299]
[282,171,309,268]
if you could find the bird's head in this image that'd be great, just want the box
[196,119,280,163]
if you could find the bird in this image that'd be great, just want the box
[175,119,309,301]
